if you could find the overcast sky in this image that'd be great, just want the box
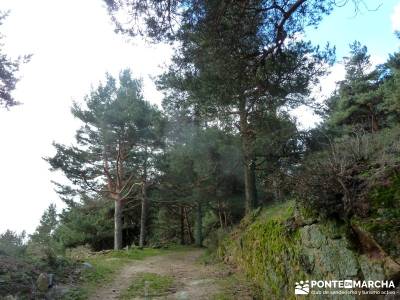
[0,0,399,234]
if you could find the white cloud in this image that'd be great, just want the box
[391,3,400,32]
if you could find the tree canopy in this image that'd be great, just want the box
[0,11,30,108]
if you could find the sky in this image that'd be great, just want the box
[293,0,400,125]
[0,0,399,234]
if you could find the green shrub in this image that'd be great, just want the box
[0,230,26,257]
[296,127,400,219]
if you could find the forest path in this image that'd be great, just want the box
[88,248,251,300]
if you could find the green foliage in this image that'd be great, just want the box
[6,2,400,299]
[107,247,163,260]
[297,126,400,218]
[370,174,400,215]
[212,272,257,300]
[203,228,230,259]
[0,254,40,298]
[0,230,26,257]
[47,70,164,249]
[352,174,400,259]
[153,124,244,245]
[326,41,400,134]
[326,42,384,133]
[27,203,63,265]
[55,198,114,250]
[47,70,163,198]
[66,257,128,299]
[0,11,30,108]
[31,203,58,242]
[379,50,400,125]
[154,0,333,213]
[106,1,338,45]
[0,229,77,298]
[149,207,182,245]
[120,272,174,299]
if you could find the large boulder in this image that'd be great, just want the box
[299,223,359,279]
[36,273,49,292]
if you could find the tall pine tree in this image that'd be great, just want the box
[47,70,162,249]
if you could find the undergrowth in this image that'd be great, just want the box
[120,272,174,299]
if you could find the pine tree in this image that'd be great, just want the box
[327,42,385,133]
[0,11,30,108]
[47,70,163,249]
[30,203,58,244]
[380,50,400,125]
[156,1,333,213]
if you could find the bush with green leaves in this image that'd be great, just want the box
[54,198,115,250]
[0,230,26,257]
[296,126,400,219]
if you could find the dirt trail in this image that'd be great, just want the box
[89,249,251,300]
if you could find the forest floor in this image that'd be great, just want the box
[85,248,254,300]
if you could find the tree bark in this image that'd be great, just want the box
[114,198,123,250]
[184,207,194,243]
[371,113,379,133]
[180,205,185,245]
[195,201,203,247]
[223,210,228,228]
[139,183,148,248]
[217,198,224,228]
[243,158,257,213]
[239,100,257,214]
[139,148,149,249]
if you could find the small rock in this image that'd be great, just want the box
[82,262,93,269]
[4,295,17,300]
[37,273,49,292]
[45,284,71,299]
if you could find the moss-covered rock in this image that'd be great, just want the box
[36,273,49,292]
[358,255,385,282]
[218,201,305,299]
[217,200,400,299]
[299,221,359,281]
[361,174,400,261]
[300,224,326,249]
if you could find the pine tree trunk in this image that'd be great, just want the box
[180,206,185,245]
[243,159,257,213]
[139,184,148,248]
[217,198,224,228]
[114,199,123,250]
[184,207,194,243]
[195,201,203,247]
[371,113,379,133]
[139,149,149,249]
[239,101,257,214]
